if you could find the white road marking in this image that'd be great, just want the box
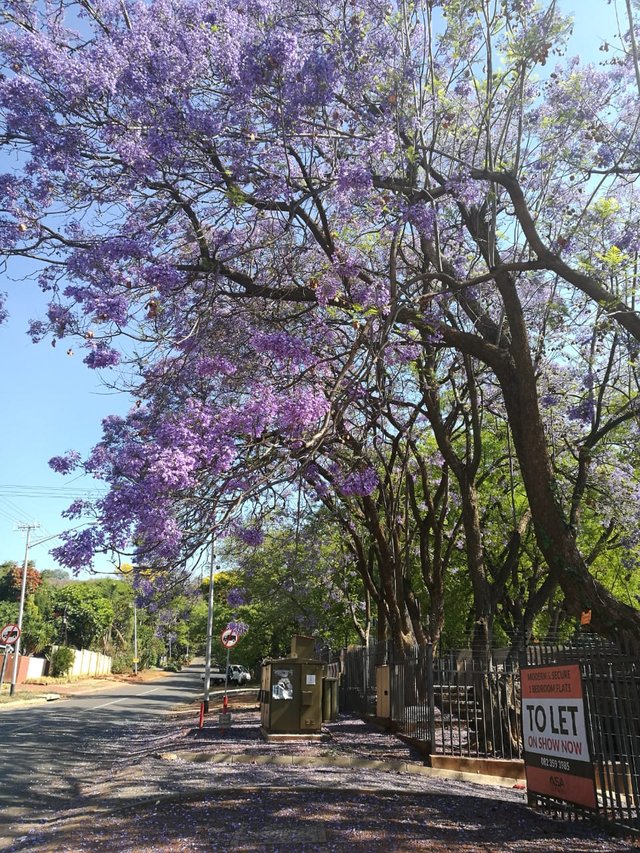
[91,686,163,710]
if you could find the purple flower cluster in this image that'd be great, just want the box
[251,331,311,365]
[227,587,248,607]
[226,619,249,635]
[405,203,437,239]
[83,342,121,369]
[49,450,82,475]
[335,466,378,497]
[233,525,264,547]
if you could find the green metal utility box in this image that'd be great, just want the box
[260,636,325,735]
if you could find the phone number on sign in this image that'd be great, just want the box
[540,756,570,772]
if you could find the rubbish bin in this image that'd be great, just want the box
[322,677,339,722]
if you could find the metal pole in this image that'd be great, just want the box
[133,602,138,675]
[203,539,215,714]
[223,645,231,710]
[0,647,9,690]
[10,523,37,696]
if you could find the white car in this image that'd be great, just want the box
[202,664,252,686]
[228,664,251,684]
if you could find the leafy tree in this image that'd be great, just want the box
[52,583,115,650]
[0,599,53,655]
[0,562,42,600]
[2,0,640,650]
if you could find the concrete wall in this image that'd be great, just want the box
[26,657,47,680]
[69,648,112,677]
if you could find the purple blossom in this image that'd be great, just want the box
[405,203,436,239]
[336,466,378,497]
[83,343,121,369]
[227,587,248,607]
[568,399,594,423]
[335,163,372,200]
[226,619,249,636]
[49,450,82,474]
[252,331,311,365]
[50,526,106,573]
[233,525,264,546]
[540,393,559,408]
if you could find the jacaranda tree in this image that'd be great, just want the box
[2,0,640,650]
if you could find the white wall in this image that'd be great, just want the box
[26,657,47,679]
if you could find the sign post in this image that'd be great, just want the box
[0,643,14,690]
[219,627,239,723]
[521,664,597,809]
[0,625,20,692]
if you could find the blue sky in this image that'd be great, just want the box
[0,0,624,576]
[0,256,129,575]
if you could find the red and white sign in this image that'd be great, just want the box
[521,664,596,809]
[0,623,20,645]
[221,628,238,649]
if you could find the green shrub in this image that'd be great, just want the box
[111,650,133,674]
[50,646,75,677]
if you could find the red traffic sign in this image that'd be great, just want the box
[0,624,20,645]
[221,628,239,649]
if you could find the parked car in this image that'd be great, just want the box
[228,664,251,684]
[201,664,252,686]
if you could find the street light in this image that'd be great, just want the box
[10,523,88,696]
[129,600,139,675]
[202,538,216,714]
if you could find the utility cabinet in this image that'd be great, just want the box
[260,636,325,735]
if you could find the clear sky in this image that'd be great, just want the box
[0,256,129,575]
[0,0,624,576]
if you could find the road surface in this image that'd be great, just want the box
[0,663,203,847]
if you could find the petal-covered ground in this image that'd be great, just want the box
[8,697,640,852]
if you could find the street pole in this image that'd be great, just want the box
[203,538,215,714]
[133,602,138,675]
[10,523,39,696]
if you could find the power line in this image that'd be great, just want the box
[0,484,107,498]
[0,499,37,527]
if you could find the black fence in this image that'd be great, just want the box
[524,636,639,834]
[342,640,523,760]
[340,635,640,835]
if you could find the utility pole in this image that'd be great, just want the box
[10,522,40,696]
[133,601,138,675]
[202,538,216,714]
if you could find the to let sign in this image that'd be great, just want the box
[521,664,596,809]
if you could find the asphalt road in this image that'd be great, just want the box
[0,664,204,847]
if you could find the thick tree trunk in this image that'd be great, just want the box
[458,478,495,669]
[493,287,640,653]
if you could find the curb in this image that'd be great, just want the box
[0,693,62,711]
[157,749,526,788]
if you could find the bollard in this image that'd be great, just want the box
[199,701,205,729]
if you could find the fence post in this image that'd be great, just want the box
[427,643,436,753]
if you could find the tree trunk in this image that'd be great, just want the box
[493,282,640,653]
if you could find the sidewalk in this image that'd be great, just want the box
[6,692,639,853]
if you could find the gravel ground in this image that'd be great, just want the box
[7,696,640,853]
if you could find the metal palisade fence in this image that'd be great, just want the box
[342,640,522,760]
[340,634,639,835]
